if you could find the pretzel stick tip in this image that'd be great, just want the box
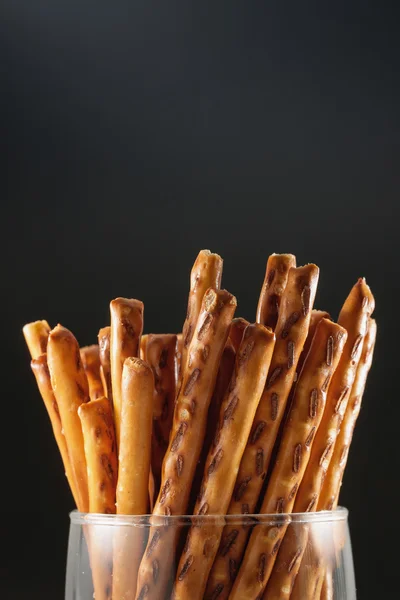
[30,354,79,507]
[47,324,90,513]
[80,345,104,401]
[23,319,51,359]
[181,250,223,378]
[228,317,250,352]
[110,298,144,447]
[135,288,236,600]
[173,323,275,600]
[98,326,112,402]
[256,253,296,329]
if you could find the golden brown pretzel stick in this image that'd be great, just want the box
[295,319,376,600]
[318,318,377,511]
[143,335,177,502]
[78,397,117,514]
[189,339,236,513]
[256,253,296,329]
[31,355,79,507]
[112,358,154,600]
[173,323,276,600]
[229,318,347,600]
[23,320,51,359]
[116,358,154,514]
[110,297,144,446]
[292,278,374,520]
[135,288,236,600]
[98,326,112,402]
[228,317,250,352]
[290,279,375,600]
[80,345,104,401]
[47,325,90,513]
[78,398,117,600]
[206,264,319,599]
[320,572,333,600]
[181,250,223,378]
[263,325,348,600]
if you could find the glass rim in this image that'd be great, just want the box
[69,506,348,527]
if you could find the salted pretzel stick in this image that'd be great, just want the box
[112,358,154,600]
[189,339,237,512]
[173,323,276,600]
[144,334,177,501]
[229,318,347,600]
[206,264,319,599]
[80,345,104,401]
[23,320,50,359]
[181,250,223,378]
[256,254,296,330]
[30,355,79,507]
[110,297,144,447]
[263,324,348,600]
[290,279,375,600]
[318,318,377,511]
[135,288,236,600]
[228,317,250,352]
[47,325,90,512]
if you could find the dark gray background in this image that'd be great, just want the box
[1,1,398,598]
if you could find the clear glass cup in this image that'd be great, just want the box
[66,507,355,599]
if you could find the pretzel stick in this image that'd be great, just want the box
[78,397,117,600]
[181,250,223,379]
[229,318,347,600]
[143,335,177,502]
[256,254,296,329]
[47,325,90,513]
[78,397,117,514]
[290,279,375,600]
[98,327,112,402]
[189,339,236,512]
[263,320,348,599]
[135,288,236,600]
[110,297,144,447]
[228,317,250,351]
[320,572,333,600]
[206,264,319,599]
[80,345,104,401]
[173,323,276,600]
[318,318,377,511]
[305,318,377,600]
[30,355,79,507]
[112,358,154,600]
[23,320,50,359]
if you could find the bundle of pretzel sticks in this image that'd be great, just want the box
[23,249,376,600]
